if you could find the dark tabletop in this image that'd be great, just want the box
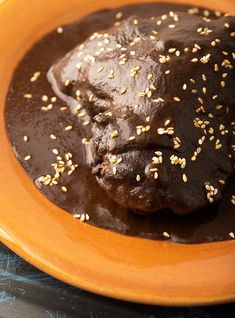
[0,243,235,318]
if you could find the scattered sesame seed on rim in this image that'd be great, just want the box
[57,27,63,34]
[163,231,170,238]
[229,232,235,239]
[115,12,123,19]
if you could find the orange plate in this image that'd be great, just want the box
[0,0,235,306]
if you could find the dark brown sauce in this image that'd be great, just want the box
[5,2,235,243]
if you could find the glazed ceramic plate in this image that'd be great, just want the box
[0,0,235,306]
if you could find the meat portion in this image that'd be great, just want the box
[48,11,235,215]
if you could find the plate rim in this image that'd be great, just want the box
[1,0,235,306]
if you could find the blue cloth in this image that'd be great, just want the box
[0,243,234,318]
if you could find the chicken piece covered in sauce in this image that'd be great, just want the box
[49,12,235,215]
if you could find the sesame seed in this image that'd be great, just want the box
[24,155,31,161]
[73,213,81,219]
[129,136,136,141]
[83,120,90,126]
[88,94,94,102]
[64,125,73,131]
[57,27,63,34]
[163,231,170,238]
[112,166,117,175]
[42,95,48,102]
[194,43,201,50]
[182,174,188,182]
[136,174,141,182]
[221,81,225,88]
[104,111,113,117]
[198,97,204,104]
[159,55,170,64]
[30,71,41,82]
[188,7,199,15]
[219,179,225,185]
[61,186,67,192]
[231,195,235,205]
[116,157,122,164]
[229,232,235,239]
[164,119,171,126]
[211,40,216,47]
[154,172,159,179]
[52,149,59,155]
[80,213,86,222]
[23,135,29,142]
[111,130,119,138]
[76,62,82,70]
[120,87,127,95]
[175,51,181,56]
[146,116,150,122]
[203,9,210,17]
[200,54,211,64]
[50,134,57,140]
[82,138,90,144]
[152,98,164,103]
[183,84,187,90]
[115,12,123,19]
[215,10,222,17]
[64,79,70,87]
[97,66,104,73]
[202,74,207,81]
[24,94,32,99]
[173,97,180,102]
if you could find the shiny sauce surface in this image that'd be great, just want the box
[5,2,235,243]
